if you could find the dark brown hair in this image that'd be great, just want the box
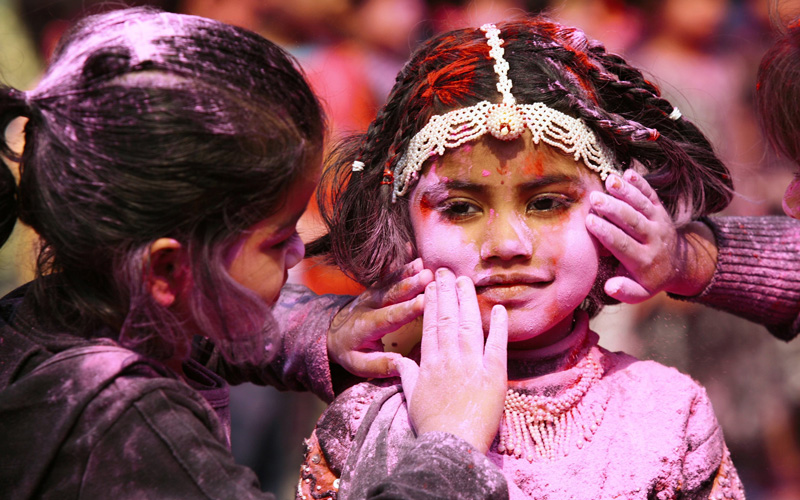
[757,21,800,164]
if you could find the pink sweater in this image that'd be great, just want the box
[694,216,800,341]
[301,312,745,499]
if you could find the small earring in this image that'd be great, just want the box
[380,168,394,185]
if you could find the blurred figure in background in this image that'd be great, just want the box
[290,0,428,299]
[551,0,646,54]
[428,0,548,31]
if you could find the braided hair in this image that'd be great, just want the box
[312,16,732,293]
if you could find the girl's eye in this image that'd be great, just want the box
[439,200,480,220]
[527,195,571,213]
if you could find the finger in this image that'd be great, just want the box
[586,213,646,267]
[434,268,460,355]
[624,169,661,207]
[355,294,426,342]
[421,281,439,357]
[398,258,424,279]
[360,259,425,308]
[382,267,434,305]
[589,191,650,243]
[483,305,508,374]
[394,357,420,403]
[604,276,653,304]
[455,275,483,356]
[342,351,404,378]
[604,173,658,220]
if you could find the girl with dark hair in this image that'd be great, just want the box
[299,17,745,499]
[0,8,509,499]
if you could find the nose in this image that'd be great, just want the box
[284,232,305,270]
[480,211,533,262]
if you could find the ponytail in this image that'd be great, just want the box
[0,85,23,246]
[0,86,30,161]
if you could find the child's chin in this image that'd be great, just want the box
[501,313,575,349]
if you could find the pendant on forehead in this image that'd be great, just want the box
[487,102,524,140]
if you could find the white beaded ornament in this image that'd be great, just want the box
[496,352,605,462]
[392,23,620,201]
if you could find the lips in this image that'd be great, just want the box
[474,273,551,287]
[474,274,552,303]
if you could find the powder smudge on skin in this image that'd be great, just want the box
[522,150,545,178]
[418,197,436,219]
[482,169,491,177]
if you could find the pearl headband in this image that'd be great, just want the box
[389,23,620,201]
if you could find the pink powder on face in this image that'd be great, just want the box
[408,137,605,348]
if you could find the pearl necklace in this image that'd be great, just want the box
[496,352,605,462]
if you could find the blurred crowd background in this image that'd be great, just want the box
[1,0,800,498]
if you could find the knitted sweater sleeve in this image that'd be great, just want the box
[688,216,800,341]
[199,284,355,403]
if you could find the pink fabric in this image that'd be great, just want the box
[312,316,745,499]
[690,215,800,341]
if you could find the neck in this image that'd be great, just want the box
[506,311,591,381]
[507,312,576,351]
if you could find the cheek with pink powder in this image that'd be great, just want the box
[415,223,481,275]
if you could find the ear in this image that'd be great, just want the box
[146,238,188,308]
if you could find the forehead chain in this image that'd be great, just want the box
[375,23,621,201]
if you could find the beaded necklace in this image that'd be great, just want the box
[495,319,607,463]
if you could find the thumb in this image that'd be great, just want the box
[484,305,508,374]
[342,351,404,378]
[394,357,420,403]
[604,276,652,304]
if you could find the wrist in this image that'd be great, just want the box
[666,220,718,297]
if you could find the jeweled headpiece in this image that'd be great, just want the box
[389,23,620,201]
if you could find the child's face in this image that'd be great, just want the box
[409,133,604,349]
[225,164,319,306]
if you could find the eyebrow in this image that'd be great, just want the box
[423,174,579,196]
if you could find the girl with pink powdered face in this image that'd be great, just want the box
[300,17,746,499]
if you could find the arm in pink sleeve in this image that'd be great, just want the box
[685,216,800,341]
